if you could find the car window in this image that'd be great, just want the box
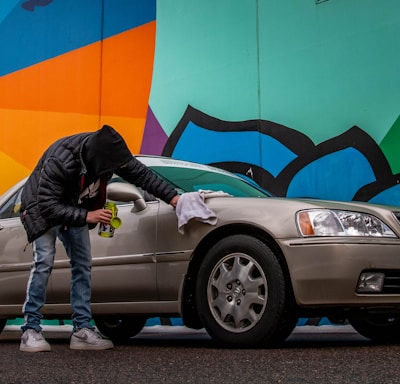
[149,166,270,198]
[0,188,22,219]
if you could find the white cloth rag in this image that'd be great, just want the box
[176,190,230,234]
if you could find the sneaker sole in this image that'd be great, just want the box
[20,344,51,353]
[70,341,114,351]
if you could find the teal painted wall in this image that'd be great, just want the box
[151,0,400,146]
[150,0,400,205]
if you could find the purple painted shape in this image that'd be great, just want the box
[22,0,53,12]
[141,106,168,155]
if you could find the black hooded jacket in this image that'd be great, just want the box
[21,125,178,243]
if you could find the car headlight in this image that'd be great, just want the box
[297,209,397,238]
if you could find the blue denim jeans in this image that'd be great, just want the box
[22,225,93,332]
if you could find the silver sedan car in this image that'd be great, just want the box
[1,155,400,347]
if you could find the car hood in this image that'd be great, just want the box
[205,195,400,239]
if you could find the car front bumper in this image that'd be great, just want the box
[279,237,400,307]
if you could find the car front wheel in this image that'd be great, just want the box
[196,235,294,347]
[94,316,147,343]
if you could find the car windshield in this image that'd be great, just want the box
[149,166,271,198]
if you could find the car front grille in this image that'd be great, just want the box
[382,271,400,294]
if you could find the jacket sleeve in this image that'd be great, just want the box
[37,157,88,226]
[115,157,178,204]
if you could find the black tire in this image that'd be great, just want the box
[0,319,6,334]
[196,235,293,347]
[349,314,400,343]
[94,316,147,343]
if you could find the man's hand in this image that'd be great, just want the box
[86,208,113,224]
[169,195,179,208]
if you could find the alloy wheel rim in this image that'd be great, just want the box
[207,252,268,333]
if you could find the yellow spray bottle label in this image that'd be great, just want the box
[98,201,122,238]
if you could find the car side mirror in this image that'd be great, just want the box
[106,182,147,212]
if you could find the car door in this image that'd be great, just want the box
[155,201,194,301]
[49,199,160,304]
[0,186,34,307]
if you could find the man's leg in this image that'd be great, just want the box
[59,225,113,350]
[22,226,59,332]
[20,226,59,352]
[58,225,93,329]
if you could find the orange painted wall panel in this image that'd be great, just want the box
[0,21,156,186]
[0,43,102,114]
[101,21,156,118]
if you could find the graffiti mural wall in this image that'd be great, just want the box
[1,0,400,206]
[0,0,156,192]
[150,0,400,206]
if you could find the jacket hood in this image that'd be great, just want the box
[84,125,133,176]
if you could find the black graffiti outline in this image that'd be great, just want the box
[163,105,400,202]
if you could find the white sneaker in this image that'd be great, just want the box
[70,328,114,350]
[20,329,51,352]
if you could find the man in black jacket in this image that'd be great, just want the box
[19,125,179,352]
